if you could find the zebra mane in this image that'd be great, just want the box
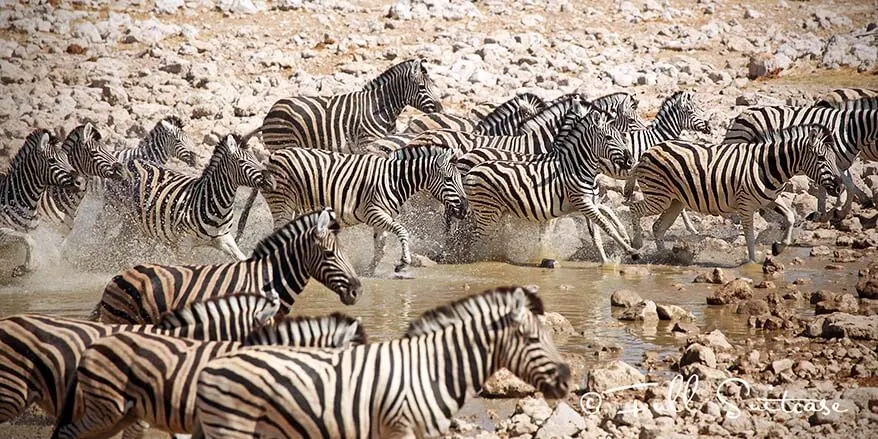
[652,91,689,119]
[404,286,544,338]
[163,115,185,129]
[389,143,456,161]
[9,129,55,170]
[245,312,367,347]
[157,293,275,329]
[250,209,340,259]
[362,59,420,91]
[759,124,832,143]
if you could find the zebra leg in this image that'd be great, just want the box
[578,217,608,264]
[835,170,867,219]
[680,210,698,234]
[120,420,151,439]
[740,211,758,263]
[369,231,388,276]
[599,205,630,243]
[651,201,685,253]
[210,234,247,260]
[767,200,796,256]
[6,230,36,277]
[573,197,638,262]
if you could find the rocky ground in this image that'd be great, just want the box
[2,0,878,437]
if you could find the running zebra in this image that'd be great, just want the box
[0,294,278,424]
[52,313,365,439]
[115,116,197,167]
[244,58,441,153]
[627,125,843,262]
[463,103,640,263]
[723,106,878,219]
[241,145,467,274]
[1,130,82,277]
[127,133,274,260]
[192,286,570,438]
[403,93,546,135]
[96,208,363,324]
[815,88,878,110]
[36,123,128,234]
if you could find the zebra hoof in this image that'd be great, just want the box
[630,252,642,262]
[539,258,557,269]
[394,263,409,273]
[805,211,828,222]
[861,198,875,209]
[11,265,29,277]
[771,242,787,256]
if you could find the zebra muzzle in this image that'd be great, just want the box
[825,176,843,197]
[259,170,277,191]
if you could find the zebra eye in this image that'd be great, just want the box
[323,250,335,259]
[527,335,541,343]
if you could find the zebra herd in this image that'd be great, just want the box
[0,283,567,438]
[2,59,875,275]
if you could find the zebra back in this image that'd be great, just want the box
[0,293,278,421]
[244,312,366,348]
[474,93,547,136]
[815,88,878,110]
[192,286,569,438]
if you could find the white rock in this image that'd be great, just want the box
[535,402,586,438]
[217,0,263,14]
[586,360,645,392]
[155,0,184,14]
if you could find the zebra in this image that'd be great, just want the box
[402,93,546,135]
[0,293,278,425]
[191,285,570,439]
[722,106,878,219]
[1,130,83,277]
[626,125,843,263]
[35,123,128,235]
[115,115,197,167]
[587,91,647,133]
[51,313,365,439]
[239,145,467,274]
[126,133,274,260]
[463,103,640,263]
[815,88,878,110]
[242,58,442,153]
[96,207,363,324]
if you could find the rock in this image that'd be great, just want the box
[680,343,717,369]
[672,321,699,334]
[839,217,863,233]
[613,400,652,427]
[736,299,770,316]
[517,396,553,424]
[811,290,838,305]
[694,267,725,284]
[861,299,878,316]
[762,256,783,274]
[808,313,878,340]
[841,387,878,412]
[535,402,586,438]
[611,289,643,308]
[810,245,832,257]
[700,237,731,253]
[744,8,762,19]
[619,266,651,277]
[748,52,780,79]
[539,312,575,335]
[503,413,538,436]
[155,0,184,14]
[771,358,794,374]
[656,304,695,321]
[409,254,437,268]
[833,248,860,263]
[217,0,263,14]
[707,279,753,305]
[755,280,776,289]
[794,360,818,378]
[586,360,645,393]
[618,300,659,322]
[702,329,733,351]
[483,368,535,397]
[808,399,858,426]
[816,294,860,315]
[722,409,754,435]
[856,261,878,299]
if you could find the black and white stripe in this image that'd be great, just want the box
[51,313,365,439]
[192,286,570,438]
[1,130,82,276]
[248,145,467,273]
[628,125,843,262]
[815,88,878,110]
[0,294,278,424]
[403,93,546,135]
[96,208,363,324]
[115,116,196,167]
[126,134,274,260]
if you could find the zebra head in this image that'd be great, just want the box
[593,92,647,132]
[560,105,632,177]
[218,134,276,191]
[410,59,443,113]
[671,91,711,135]
[428,147,468,219]
[157,293,281,336]
[61,123,128,181]
[307,208,363,306]
[156,116,197,167]
[801,125,842,196]
[25,130,84,191]
[497,286,570,399]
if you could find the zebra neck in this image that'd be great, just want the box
[257,244,310,312]
[758,139,803,192]
[361,86,410,137]
[0,162,46,216]
[630,111,682,158]
[192,164,238,227]
[388,158,430,203]
[135,134,170,164]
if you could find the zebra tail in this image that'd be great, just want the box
[49,371,80,439]
[235,188,259,242]
[623,161,643,201]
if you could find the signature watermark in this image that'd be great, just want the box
[579,375,849,419]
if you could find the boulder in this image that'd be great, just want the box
[707,279,753,305]
[815,294,860,315]
[611,289,643,308]
[806,313,878,340]
[672,321,699,334]
[811,290,838,305]
[539,312,576,336]
[656,304,695,321]
[680,343,717,369]
[762,256,783,274]
[693,267,725,284]
[534,402,586,438]
[856,261,878,299]
[736,299,770,316]
[586,360,645,393]
[482,368,535,397]
[618,300,659,322]
[702,329,733,351]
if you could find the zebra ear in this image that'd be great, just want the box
[223,134,239,154]
[38,131,51,152]
[510,288,530,323]
[316,209,332,236]
[160,119,174,131]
